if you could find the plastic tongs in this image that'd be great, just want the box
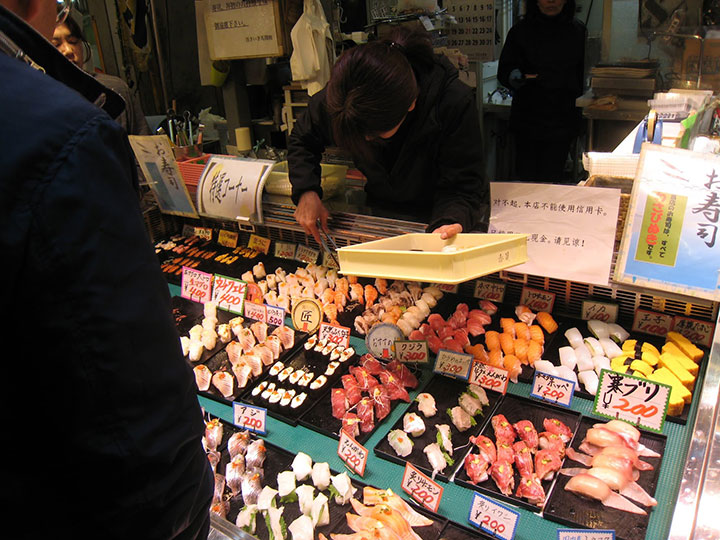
[317,219,340,268]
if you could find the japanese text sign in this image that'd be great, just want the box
[319,322,351,349]
[593,369,671,433]
[558,530,615,540]
[632,309,673,337]
[672,315,714,348]
[275,241,297,260]
[434,282,459,294]
[434,350,473,380]
[468,361,509,394]
[582,300,619,323]
[291,299,322,334]
[212,274,247,315]
[295,244,320,265]
[401,462,444,512]
[233,401,267,435]
[194,227,213,241]
[366,323,403,360]
[248,234,270,254]
[395,340,430,364]
[322,250,339,269]
[520,287,556,313]
[244,301,267,323]
[218,229,238,248]
[474,279,506,302]
[530,371,575,408]
[181,267,213,303]
[337,429,368,476]
[266,305,285,327]
[468,492,519,540]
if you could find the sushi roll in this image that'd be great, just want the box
[565,327,584,349]
[340,347,355,362]
[388,429,413,457]
[298,372,315,387]
[268,387,283,404]
[291,392,307,409]
[278,366,294,382]
[403,412,426,437]
[261,382,276,400]
[305,334,318,350]
[558,346,578,370]
[587,319,610,339]
[325,361,340,376]
[309,375,327,390]
[330,346,345,362]
[251,381,268,397]
[289,368,305,385]
[269,361,284,377]
[280,389,296,407]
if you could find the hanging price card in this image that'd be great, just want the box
[468,492,519,540]
[672,315,715,348]
[212,274,247,315]
[233,402,267,435]
[468,361,509,394]
[244,301,267,323]
[291,299,322,334]
[434,350,473,380]
[582,300,619,323]
[194,226,213,241]
[474,280,506,302]
[266,305,285,327]
[395,340,429,364]
[434,283,459,294]
[275,241,297,260]
[593,369,671,433]
[558,530,615,540]
[520,287,556,313]
[218,229,238,248]
[366,323,403,360]
[319,322,351,349]
[337,428,368,476]
[248,234,271,254]
[632,309,673,337]
[296,244,320,264]
[322,250,339,269]
[530,371,575,408]
[401,462,444,513]
[181,267,213,303]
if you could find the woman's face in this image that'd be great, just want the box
[51,23,84,68]
[537,0,566,17]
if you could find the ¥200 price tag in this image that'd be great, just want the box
[468,492,519,540]
[395,340,429,364]
[582,300,619,324]
[434,350,473,380]
[593,369,671,433]
[181,267,213,303]
[366,323,403,360]
[520,287,556,313]
[296,244,319,265]
[337,428,367,476]
[632,309,673,338]
[275,241,297,260]
[557,529,615,540]
[401,462,443,513]
[468,361,509,394]
[473,279,506,302]
[319,322,351,349]
[530,371,575,408]
[212,274,247,315]
[266,305,285,327]
[244,301,267,323]
[233,402,267,435]
[672,315,714,348]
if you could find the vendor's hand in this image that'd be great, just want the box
[432,223,463,240]
[294,190,329,246]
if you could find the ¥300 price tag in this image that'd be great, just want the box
[244,301,267,323]
[434,350,472,380]
[582,300,619,324]
[530,371,575,408]
[401,462,443,513]
[337,428,367,476]
[248,234,270,254]
[473,279,506,302]
[181,267,213,303]
[632,309,673,338]
[468,361,509,394]
[296,244,319,265]
[520,287,556,313]
[468,492,519,540]
[275,241,297,260]
[212,274,247,315]
[266,305,285,327]
[319,322,351,349]
[366,323,403,360]
[395,340,429,364]
[672,315,714,348]
[233,402,267,435]
[593,369,671,433]
[558,529,615,540]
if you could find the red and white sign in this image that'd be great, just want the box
[672,315,714,348]
[520,287,556,313]
[181,267,213,303]
[244,301,267,323]
[212,274,247,315]
[338,429,368,476]
[395,340,429,364]
[473,279,506,302]
[401,462,443,512]
[233,402,267,435]
[319,322,351,349]
[468,360,509,395]
[632,309,673,337]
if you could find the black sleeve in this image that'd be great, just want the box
[497,26,521,90]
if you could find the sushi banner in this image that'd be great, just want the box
[615,144,720,300]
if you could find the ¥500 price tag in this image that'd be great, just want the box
[338,428,367,476]
[468,492,519,540]
[395,340,429,364]
[558,529,615,540]
[181,267,213,303]
[266,305,285,327]
[212,274,247,315]
[520,287,555,313]
[473,279,506,302]
[319,322,351,349]
[593,369,671,433]
[233,402,267,435]
[434,350,473,380]
[468,361,509,395]
[632,309,673,338]
[366,323,403,360]
[530,371,575,408]
[401,462,443,513]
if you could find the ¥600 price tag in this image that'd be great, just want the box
[366,323,403,360]
[338,429,367,476]
[558,529,615,540]
[401,462,443,513]
[468,492,519,540]
[672,315,714,348]
[181,267,213,303]
[233,402,267,435]
[593,369,671,433]
[244,301,267,323]
[632,309,673,337]
[266,305,285,327]
[274,241,297,260]
[395,340,429,364]
[582,300,619,324]
[434,350,472,380]
[468,361,508,395]
[473,279,506,302]
[211,274,247,315]
[530,371,575,408]
[520,287,555,313]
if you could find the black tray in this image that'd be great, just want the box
[171,295,205,335]
[374,375,503,483]
[543,415,666,540]
[438,519,495,540]
[453,393,582,512]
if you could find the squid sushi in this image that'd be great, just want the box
[574,344,594,372]
[607,323,630,344]
[579,369,599,395]
[312,461,331,491]
[193,365,212,391]
[296,484,315,516]
[558,346,577,370]
[565,327,584,349]
[403,412,426,437]
[288,515,314,540]
[592,355,611,375]
[416,393,437,417]
[587,319,610,340]
[424,443,450,479]
[599,337,624,359]
[584,336,604,357]
[292,451,313,481]
[388,429,413,457]
[534,360,559,376]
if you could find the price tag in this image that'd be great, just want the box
[632,309,673,337]
[468,492,519,540]
[434,350,473,380]
[194,226,213,241]
[395,340,429,364]
[672,315,715,348]
[322,250,339,269]
[582,300,619,324]
[218,229,238,248]
[473,280,506,302]
[233,402,267,435]
[319,322,351,349]
[337,428,368,476]
[244,301,267,323]
[266,305,285,327]
[247,234,271,254]
[401,462,444,513]
[520,287,556,313]
[593,369,671,433]
[434,282,459,294]
[366,323,404,360]
[181,267,213,303]
[291,299,322,334]
[212,274,247,315]
[557,530,615,540]
[468,360,509,394]
[275,241,297,260]
[296,244,320,264]
[530,371,575,408]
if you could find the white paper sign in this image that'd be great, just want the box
[489,183,620,285]
[558,530,615,540]
[468,492,519,540]
[401,462,444,513]
[337,429,368,476]
[233,402,267,435]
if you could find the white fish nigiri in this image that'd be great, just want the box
[558,346,578,370]
[565,473,646,515]
[311,492,330,526]
[436,424,453,456]
[193,365,212,391]
[330,472,356,505]
[579,369,599,395]
[277,470,297,498]
[256,485,278,512]
[403,412,426,437]
[292,452,313,481]
[424,442,448,479]
[587,319,610,339]
[266,506,285,540]
[296,484,315,516]
[235,504,258,534]
[388,429,413,457]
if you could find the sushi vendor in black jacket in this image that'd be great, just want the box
[288,27,489,245]
[497,0,586,182]
[0,1,212,538]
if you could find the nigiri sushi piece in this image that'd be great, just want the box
[362,487,434,527]
[470,434,497,463]
[415,393,437,417]
[330,472,357,505]
[304,334,317,350]
[232,363,252,389]
[288,514,314,540]
[278,366,294,382]
[277,470,297,498]
[210,500,229,519]
[599,337,624,359]
[204,418,223,452]
[225,454,246,496]
[515,305,536,325]
[558,346,578,370]
[212,370,235,399]
[458,391,485,417]
[436,424,453,456]
[534,360,559,376]
[238,327,256,354]
[544,417,573,443]
[565,327,584,349]
[516,474,546,506]
[291,392,307,409]
[250,321,268,342]
[266,506,285,540]
[388,429,413,457]
[513,440,534,477]
[560,466,657,507]
[607,323,630,344]
[464,452,490,484]
[574,344,594,372]
[423,443,450,479]
[241,471,263,505]
[513,419,539,451]
[207,450,221,473]
[587,319,610,339]
[280,389,296,407]
[579,369,599,395]
[312,461,331,491]
[245,438,266,469]
[535,447,562,481]
[448,406,475,432]
[188,340,204,362]
[193,365,212,391]
[565,473,647,514]
[296,484,315,516]
[217,323,233,344]
[189,324,204,341]
[584,336,604,357]
[403,412,426,437]
[292,451,313,481]
[260,382,276,400]
[492,414,517,444]
[273,325,296,350]
[490,460,515,495]
[479,299,498,315]
[536,311,557,334]
[596,419,641,443]
[235,504,258,534]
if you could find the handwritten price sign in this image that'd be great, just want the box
[319,322,351,349]
[296,244,319,265]
[266,305,285,327]
[218,229,238,248]
[402,462,443,512]
[433,282,459,294]
[593,369,671,433]
[672,315,714,348]
[322,250,339,269]
[233,402,267,435]
[212,274,247,315]
[468,492,519,540]
[474,279,506,302]
[558,530,615,540]
[275,241,297,260]
[193,226,213,241]
[337,429,368,476]
[247,234,270,254]
[181,267,213,303]
[520,287,556,313]
[434,350,473,380]
[366,323,403,360]
[244,302,267,323]
[395,340,429,364]
[530,371,575,408]
[582,300,619,324]
[632,309,673,338]
[291,299,322,334]
[468,361,509,394]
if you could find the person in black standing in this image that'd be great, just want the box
[498,0,586,182]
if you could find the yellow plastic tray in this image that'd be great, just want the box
[337,233,528,284]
